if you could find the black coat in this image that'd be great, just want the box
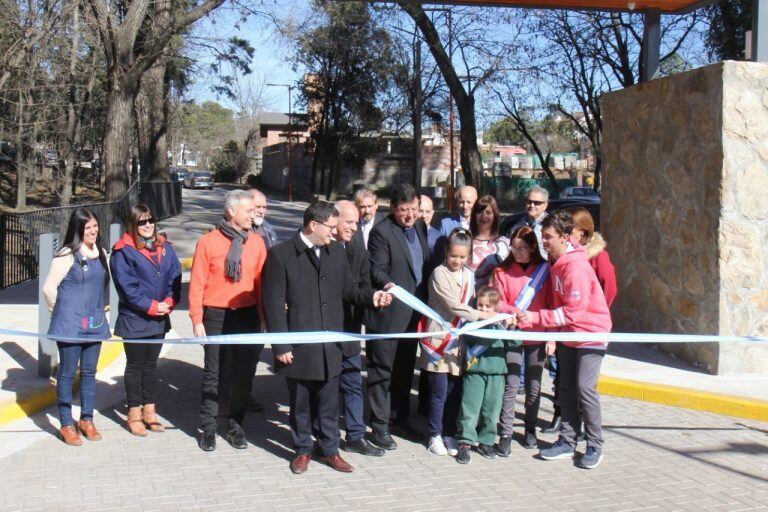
[262,234,372,380]
[341,230,375,357]
[364,215,430,334]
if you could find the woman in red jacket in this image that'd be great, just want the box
[518,211,612,470]
[566,206,617,307]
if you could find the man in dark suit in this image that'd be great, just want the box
[333,200,386,457]
[365,183,431,450]
[262,201,389,475]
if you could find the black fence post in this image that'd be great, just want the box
[0,214,6,288]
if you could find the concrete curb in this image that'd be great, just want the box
[3,348,767,426]
[0,341,124,427]
[597,375,768,422]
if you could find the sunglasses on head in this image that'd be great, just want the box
[137,217,156,227]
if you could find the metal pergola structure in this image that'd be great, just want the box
[411,0,767,82]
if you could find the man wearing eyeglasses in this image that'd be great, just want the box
[509,185,549,259]
[365,183,431,449]
[262,201,390,475]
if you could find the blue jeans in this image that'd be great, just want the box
[340,354,366,442]
[56,342,101,426]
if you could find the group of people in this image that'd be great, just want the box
[43,180,616,473]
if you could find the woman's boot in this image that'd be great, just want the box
[127,406,147,437]
[143,403,165,433]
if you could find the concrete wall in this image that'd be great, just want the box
[602,61,768,374]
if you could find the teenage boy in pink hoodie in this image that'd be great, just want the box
[517,211,612,469]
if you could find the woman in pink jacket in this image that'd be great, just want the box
[518,211,611,470]
[491,226,550,455]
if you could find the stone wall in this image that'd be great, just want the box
[602,61,768,375]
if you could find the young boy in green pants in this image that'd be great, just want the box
[456,286,520,464]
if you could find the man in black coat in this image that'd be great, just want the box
[364,183,431,450]
[333,200,387,458]
[262,201,388,475]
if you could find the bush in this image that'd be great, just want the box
[211,140,250,183]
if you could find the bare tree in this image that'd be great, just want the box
[84,0,227,200]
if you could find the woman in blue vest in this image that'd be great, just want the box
[110,204,181,437]
[43,207,111,446]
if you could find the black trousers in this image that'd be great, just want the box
[367,317,419,434]
[286,375,340,457]
[123,334,164,408]
[199,306,260,431]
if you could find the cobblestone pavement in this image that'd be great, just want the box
[1,342,767,512]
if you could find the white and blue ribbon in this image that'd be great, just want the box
[1,285,767,346]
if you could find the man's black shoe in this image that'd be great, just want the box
[199,429,216,452]
[246,397,264,412]
[342,438,386,457]
[456,444,471,464]
[367,431,398,450]
[496,435,513,457]
[541,415,562,434]
[226,424,247,449]
[391,421,422,442]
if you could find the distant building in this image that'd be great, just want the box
[258,112,310,147]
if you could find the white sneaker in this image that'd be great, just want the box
[428,435,448,455]
[444,436,459,456]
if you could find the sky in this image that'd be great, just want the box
[189,1,310,115]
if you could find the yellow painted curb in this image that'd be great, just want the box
[180,257,192,271]
[598,374,768,422]
[0,340,124,427]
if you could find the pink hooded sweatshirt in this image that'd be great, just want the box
[525,242,612,349]
[491,262,550,345]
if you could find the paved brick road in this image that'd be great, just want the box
[1,342,767,512]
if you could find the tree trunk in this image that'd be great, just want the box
[136,56,169,181]
[103,85,134,200]
[455,95,482,189]
[412,40,423,192]
[14,101,26,210]
[399,2,484,188]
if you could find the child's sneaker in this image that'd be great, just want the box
[456,444,471,464]
[523,431,538,450]
[443,436,459,456]
[578,446,603,469]
[496,435,512,457]
[427,435,448,455]
[477,444,496,459]
[539,437,575,460]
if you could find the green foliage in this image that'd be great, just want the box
[178,101,235,151]
[211,140,250,183]
[706,0,751,61]
[485,118,527,146]
[295,0,395,193]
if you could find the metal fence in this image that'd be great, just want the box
[0,181,182,288]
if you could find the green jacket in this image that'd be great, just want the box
[464,324,520,375]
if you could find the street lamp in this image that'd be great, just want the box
[266,83,295,202]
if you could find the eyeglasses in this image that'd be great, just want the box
[526,200,546,206]
[137,218,156,227]
[315,221,337,231]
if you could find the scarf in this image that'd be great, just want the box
[217,218,248,282]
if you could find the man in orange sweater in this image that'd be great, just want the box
[189,190,267,452]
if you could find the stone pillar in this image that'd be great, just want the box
[602,61,768,375]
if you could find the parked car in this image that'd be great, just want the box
[500,196,601,236]
[36,149,59,170]
[170,167,188,183]
[183,170,213,189]
[560,186,599,199]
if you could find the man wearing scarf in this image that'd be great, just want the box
[189,190,267,452]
